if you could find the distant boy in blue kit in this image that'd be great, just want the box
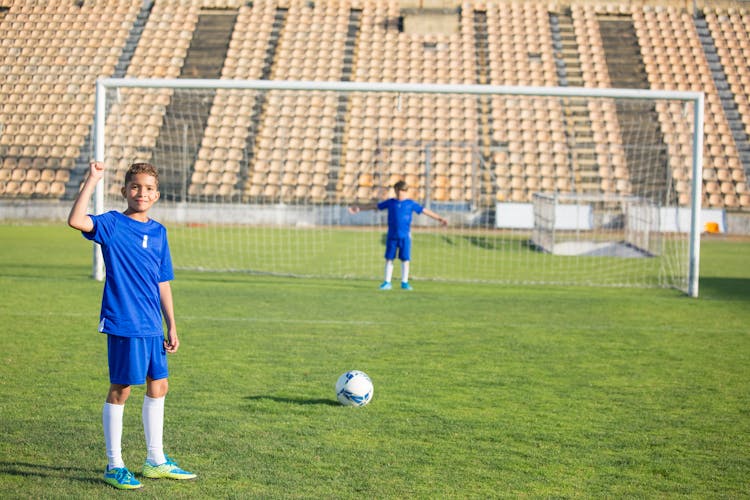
[68,161,195,490]
[349,180,447,290]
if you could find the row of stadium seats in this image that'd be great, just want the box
[0,0,749,209]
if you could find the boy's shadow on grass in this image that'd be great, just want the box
[245,395,339,406]
[0,461,100,485]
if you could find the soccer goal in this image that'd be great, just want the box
[92,78,704,296]
[531,193,661,258]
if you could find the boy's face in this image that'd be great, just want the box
[121,173,160,216]
[396,187,408,200]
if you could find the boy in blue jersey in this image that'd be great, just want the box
[349,180,447,290]
[68,161,195,489]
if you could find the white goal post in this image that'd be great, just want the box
[92,78,704,296]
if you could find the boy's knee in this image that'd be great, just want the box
[107,384,131,404]
[146,377,169,398]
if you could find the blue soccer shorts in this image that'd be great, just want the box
[384,236,411,261]
[107,334,168,385]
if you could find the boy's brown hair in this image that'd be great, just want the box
[393,180,408,192]
[125,163,159,186]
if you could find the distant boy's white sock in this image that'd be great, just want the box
[103,402,125,469]
[384,260,394,283]
[401,261,410,283]
[142,395,166,465]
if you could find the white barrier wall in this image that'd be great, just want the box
[496,203,725,233]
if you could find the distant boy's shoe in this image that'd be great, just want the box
[103,466,143,490]
[401,282,413,290]
[142,455,197,480]
[379,281,392,290]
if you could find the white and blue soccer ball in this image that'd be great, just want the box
[335,370,374,407]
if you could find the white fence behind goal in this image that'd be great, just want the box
[93,78,704,296]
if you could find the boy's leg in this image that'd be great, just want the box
[143,383,167,466]
[144,340,169,467]
[102,336,145,489]
[141,340,195,480]
[399,237,413,289]
[105,338,133,470]
[381,239,398,288]
[103,396,126,469]
[384,259,394,283]
[103,384,142,489]
[142,385,197,480]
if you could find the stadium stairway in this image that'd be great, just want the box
[114,0,155,79]
[328,7,362,198]
[153,8,238,201]
[550,8,583,87]
[472,9,496,206]
[549,8,597,194]
[599,13,670,204]
[695,13,750,182]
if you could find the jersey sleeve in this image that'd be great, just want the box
[82,211,116,245]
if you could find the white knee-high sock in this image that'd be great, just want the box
[401,261,410,283]
[142,395,166,465]
[384,260,394,283]
[103,402,125,469]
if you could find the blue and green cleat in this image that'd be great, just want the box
[142,455,197,480]
[103,466,143,490]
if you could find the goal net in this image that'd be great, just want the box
[93,78,704,295]
[532,193,661,257]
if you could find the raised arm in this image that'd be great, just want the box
[67,161,105,232]
[348,201,380,214]
[422,208,448,226]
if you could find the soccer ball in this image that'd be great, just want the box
[335,370,374,407]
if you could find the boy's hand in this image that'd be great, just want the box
[348,205,360,214]
[165,329,180,353]
[89,161,105,181]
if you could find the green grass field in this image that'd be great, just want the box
[1,224,749,498]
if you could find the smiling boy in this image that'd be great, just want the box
[68,161,195,489]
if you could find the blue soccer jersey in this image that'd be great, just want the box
[83,210,174,338]
[377,198,424,239]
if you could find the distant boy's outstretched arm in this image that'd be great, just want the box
[348,201,379,214]
[68,161,105,232]
[422,208,448,226]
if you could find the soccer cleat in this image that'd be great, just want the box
[378,281,392,290]
[103,466,143,490]
[142,455,197,480]
[401,282,413,290]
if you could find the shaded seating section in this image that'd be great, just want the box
[703,7,750,208]
[485,2,573,202]
[340,0,478,203]
[635,5,744,209]
[0,0,140,198]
